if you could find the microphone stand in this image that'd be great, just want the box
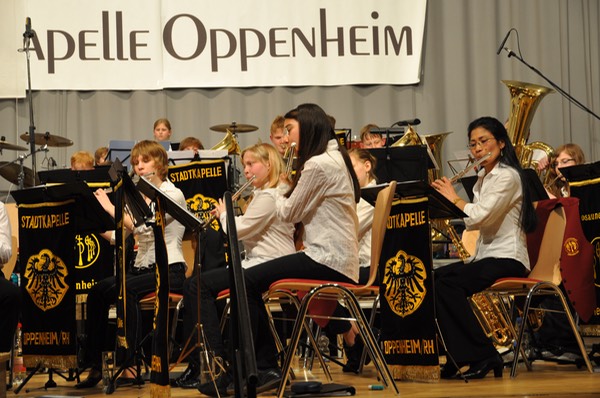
[19,18,39,182]
[500,47,600,121]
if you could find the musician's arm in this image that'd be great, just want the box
[464,169,520,229]
[276,161,327,224]
[94,188,136,242]
[220,190,275,240]
[0,203,12,264]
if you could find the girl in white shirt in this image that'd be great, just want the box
[77,140,187,388]
[196,103,360,396]
[431,116,537,380]
[214,143,295,268]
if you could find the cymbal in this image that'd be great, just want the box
[0,137,27,151]
[0,161,39,187]
[20,132,73,147]
[210,122,258,133]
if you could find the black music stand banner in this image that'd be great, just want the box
[168,159,228,229]
[18,199,77,369]
[379,197,438,381]
[562,161,600,335]
[13,183,115,369]
[38,168,115,294]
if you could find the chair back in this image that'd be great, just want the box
[528,205,565,284]
[365,180,396,288]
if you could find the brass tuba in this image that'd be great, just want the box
[211,130,241,155]
[391,124,425,147]
[503,80,555,183]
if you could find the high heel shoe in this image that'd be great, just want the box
[462,354,503,379]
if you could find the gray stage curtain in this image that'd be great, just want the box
[0,0,598,192]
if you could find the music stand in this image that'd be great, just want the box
[369,145,435,184]
[559,160,600,183]
[101,159,153,394]
[11,182,115,393]
[378,180,467,380]
[136,176,208,384]
[223,191,258,397]
[370,127,405,146]
[108,140,136,171]
[38,166,113,186]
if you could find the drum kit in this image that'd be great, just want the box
[0,132,73,189]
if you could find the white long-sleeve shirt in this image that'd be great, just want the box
[276,139,359,282]
[134,180,186,268]
[220,187,295,268]
[463,162,530,270]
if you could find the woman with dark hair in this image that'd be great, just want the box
[431,116,537,379]
[196,103,360,396]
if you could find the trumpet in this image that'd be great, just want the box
[205,175,257,225]
[449,152,492,184]
[283,142,297,177]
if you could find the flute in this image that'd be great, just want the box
[449,152,492,183]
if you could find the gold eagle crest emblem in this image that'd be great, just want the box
[24,249,69,311]
[383,250,427,318]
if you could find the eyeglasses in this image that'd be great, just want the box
[467,137,496,150]
[552,158,575,167]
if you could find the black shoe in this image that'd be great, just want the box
[75,367,102,389]
[171,362,200,388]
[462,354,503,379]
[198,372,232,397]
[226,368,283,395]
[342,336,371,373]
[440,362,460,379]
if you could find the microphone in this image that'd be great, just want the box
[496,29,512,55]
[392,118,421,127]
[25,17,31,36]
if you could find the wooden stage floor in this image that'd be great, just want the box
[6,357,600,398]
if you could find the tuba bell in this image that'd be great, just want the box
[391,124,425,147]
[503,80,555,181]
[211,130,241,155]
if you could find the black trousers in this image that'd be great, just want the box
[82,263,186,368]
[434,258,527,364]
[193,252,355,370]
[0,276,21,352]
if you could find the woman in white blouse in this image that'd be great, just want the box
[196,103,360,396]
[431,116,537,380]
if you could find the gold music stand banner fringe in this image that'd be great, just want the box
[379,197,439,382]
[18,200,77,369]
